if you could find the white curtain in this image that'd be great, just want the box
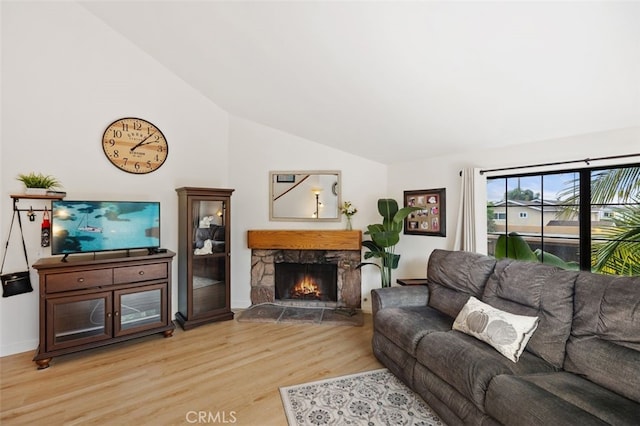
[454,168,487,253]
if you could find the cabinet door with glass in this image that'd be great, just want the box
[175,187,234,330]
[114,284,168,337]
[46,292,113,352]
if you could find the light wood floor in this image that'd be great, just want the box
[0,312,382,425]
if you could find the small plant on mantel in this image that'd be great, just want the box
[357,198,420,287]
[16,172,62,195]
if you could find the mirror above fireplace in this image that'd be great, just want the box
[269,170,341,222]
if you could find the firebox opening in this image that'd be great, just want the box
[275,262,338,302]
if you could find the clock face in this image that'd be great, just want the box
[102,117,168,174]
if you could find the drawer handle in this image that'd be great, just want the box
[77,277,85,283]
[138,271,145,275]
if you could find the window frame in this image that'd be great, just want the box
[487,163,639,273]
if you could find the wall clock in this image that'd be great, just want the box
[102,117,168,174]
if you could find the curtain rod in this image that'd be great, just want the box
[459,153,640,176]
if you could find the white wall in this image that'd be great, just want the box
[387,127,640,280]
[228,116,387,309]
[0,2,230,356]
[0,2,389,357]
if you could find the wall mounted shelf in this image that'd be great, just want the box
[10,194,65,213]
[10,194,65,222]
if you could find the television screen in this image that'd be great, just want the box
[51,201,160,255]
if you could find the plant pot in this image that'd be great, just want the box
[25,188,48,196]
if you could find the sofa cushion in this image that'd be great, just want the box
[486,372,640,425]
[482,258,577,368]
[426,284,470,320]
[415,330,556,412]
[426,249,497,318]
[564,272,640,403]
[374,306,452,356]
[453,297,539,362]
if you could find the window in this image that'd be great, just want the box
[487,164,640,275]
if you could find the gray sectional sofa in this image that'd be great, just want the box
[371,249,640,425]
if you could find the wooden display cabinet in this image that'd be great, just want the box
[32,250,176,369]
[175,187,234,330]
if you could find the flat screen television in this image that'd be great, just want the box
[51,200,160,257]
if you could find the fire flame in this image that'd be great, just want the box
[291,276,321,299]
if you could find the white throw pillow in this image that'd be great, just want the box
[453,297,539,363]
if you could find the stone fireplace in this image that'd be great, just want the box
[248,230,362,309]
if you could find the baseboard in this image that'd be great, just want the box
[231,299,252,310]
[1,338,38,357]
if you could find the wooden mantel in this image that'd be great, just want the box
[247,230,362,250]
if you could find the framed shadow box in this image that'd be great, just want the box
[404,188,446,237]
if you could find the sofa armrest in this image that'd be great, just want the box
[371,286,430,317]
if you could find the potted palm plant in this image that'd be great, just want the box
[358,198,420,287]
[16,172,62,195]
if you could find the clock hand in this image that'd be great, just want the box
[137,138,161,148]
[130,132,156,151]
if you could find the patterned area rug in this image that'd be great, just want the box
[280,369,446,425]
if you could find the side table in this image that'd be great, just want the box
[396,278,428,286]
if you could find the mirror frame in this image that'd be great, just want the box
[269,170,342,222]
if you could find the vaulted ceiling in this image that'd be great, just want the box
[82,1,640,164]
